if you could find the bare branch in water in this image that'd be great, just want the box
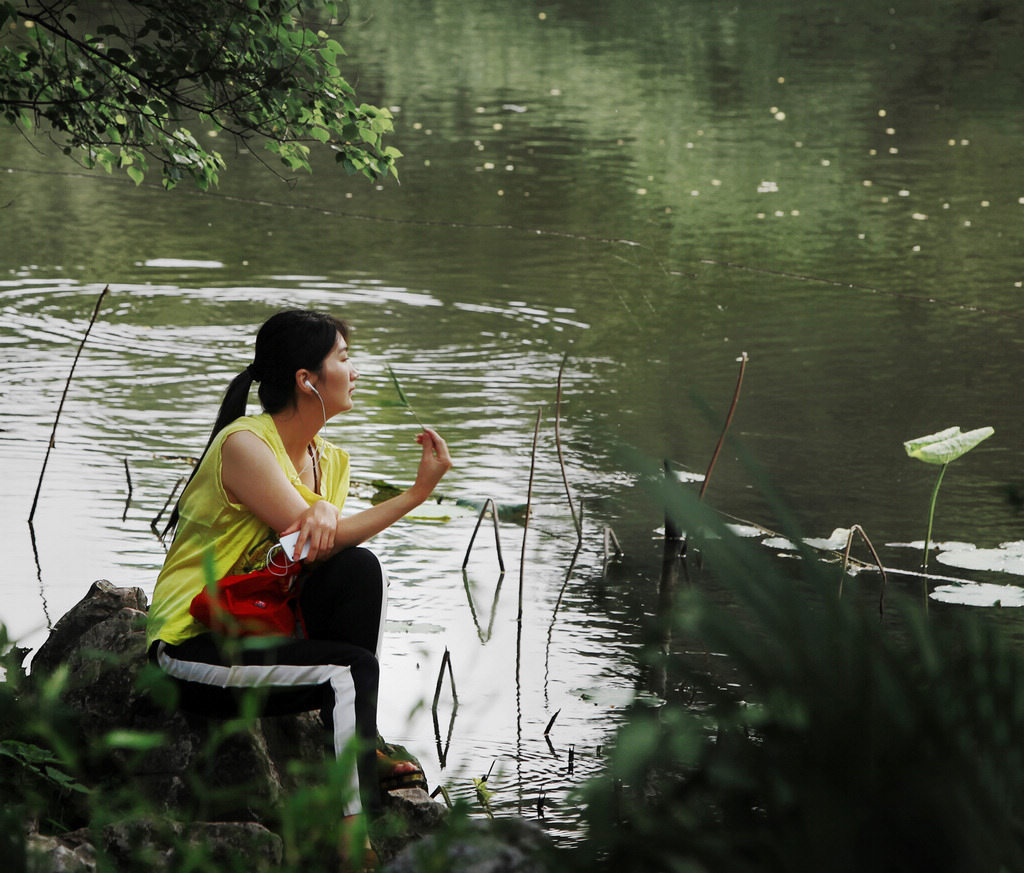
[29,285,109,525]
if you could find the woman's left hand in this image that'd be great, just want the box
[279,499,341,562]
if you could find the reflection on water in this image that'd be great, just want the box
[4,0,1024,843]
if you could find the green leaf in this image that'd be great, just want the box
[126,166,144,185]
[386,364,411,407]
[102,729,167,751]
[904,426,994,465]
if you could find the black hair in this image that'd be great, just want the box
[164,309,348,536]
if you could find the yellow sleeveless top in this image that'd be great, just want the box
[146,413,349,647]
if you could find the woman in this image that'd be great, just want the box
[146,309,451,863]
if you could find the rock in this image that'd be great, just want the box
[374,787,450,862]
[31,820,283,873]
[28,580,328,823]
[21,580,453,871]
[32,581,148,677]
[26,831,96,873]
[383,816,554,873]
[97,819,283,871]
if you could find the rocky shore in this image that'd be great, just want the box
[18,581,551,873]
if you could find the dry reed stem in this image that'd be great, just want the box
[462,497,505,571]
[518,408,542,623]
[432,647,458,712]
[462,568,504,643]
[432,706,456,769]
[151,475,186,539]
[555,353,582,540]
[840,524,888,618]
[664,460,683,543]
[29,285,109,525]
[544,539,583,698]
[603,526,623,562]
[122,457,133,522]
[430,784,453,808]
[698,351,749,501]
[544,709,561,736]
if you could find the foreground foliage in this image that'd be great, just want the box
[0,0,400,189]
[567,469,1024,872]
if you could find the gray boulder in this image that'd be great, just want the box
[383,816,554,873]
[29,580,329,821]
[27,820,283,873]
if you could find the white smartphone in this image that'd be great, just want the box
[279,531,311,561]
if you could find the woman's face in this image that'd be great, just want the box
[316,331,359,415]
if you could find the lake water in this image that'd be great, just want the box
[3,0,1024,841]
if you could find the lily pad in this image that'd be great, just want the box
[725,523,764,538]
[904,426,994,465]
[929,582,1024,607]
[406,501,476,522]
[936,541,1024,576]
[573,686,665,708]
[763,528,851,552]
[386,619,447,634]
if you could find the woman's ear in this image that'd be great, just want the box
[294,369,316,394]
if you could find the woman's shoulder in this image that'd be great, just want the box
[214,414,282,460]
[220,412,275,439]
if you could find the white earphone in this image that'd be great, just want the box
[304,379,321,397]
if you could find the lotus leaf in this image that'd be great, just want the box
[903,424,994,574]
[904,426,994,465]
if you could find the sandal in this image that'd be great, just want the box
[377,742,428,792]
[338,815,380,873]
[339,846,379,873]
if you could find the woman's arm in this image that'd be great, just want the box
[223,427,452,562]
[315,427,453,554]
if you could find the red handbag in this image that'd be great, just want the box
[190,548,303,638]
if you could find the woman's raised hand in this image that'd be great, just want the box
[279,498,341,563]
[412,427,453,500]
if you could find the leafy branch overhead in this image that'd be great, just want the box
[0,0,402,189]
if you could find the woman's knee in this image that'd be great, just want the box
[313,548,383,601]
[335,646,379,693]
[338,547,383,581]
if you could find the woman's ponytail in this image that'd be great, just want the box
[162,367,255,536]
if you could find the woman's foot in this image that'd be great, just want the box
[338,845,378,873]
[377,744,428,792]
[339,814,379,872]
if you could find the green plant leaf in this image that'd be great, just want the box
[386,364,411,407]
[904,426,994,465]
[102,729,167,751]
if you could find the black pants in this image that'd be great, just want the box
[153,547,388,815]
